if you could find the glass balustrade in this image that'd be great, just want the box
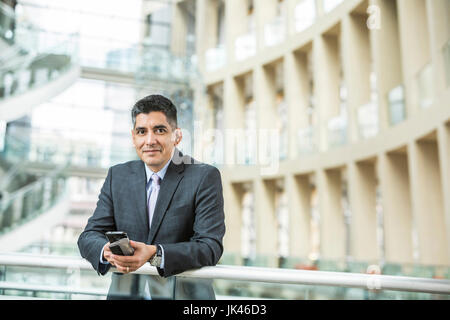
[327,113,347,148]
[137,45,198,83]
[1,131,137,169]
[264,16,286,48]
[205,44,226,72]
[417,63,433,109]
[0,252,448,300]
[0,5,83,101]
[0,169,67,236]
[79,37,140,72]
[0,259,111,300]
[388,85,406,126]
[0,248,448,300]
[0,32,79,101]
[0,161,38,194]
[357,102,379,139]
[295,0,316,33]
[2,35,196,94]
[297,126,316,154]
[235,32,256,62]
[13,25,74,55]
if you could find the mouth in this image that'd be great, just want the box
[143,149,161,154]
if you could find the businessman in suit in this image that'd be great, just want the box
[77,94,226,299]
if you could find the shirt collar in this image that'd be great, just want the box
[144,150,174,185]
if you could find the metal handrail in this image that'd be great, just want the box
[0,253,449,295]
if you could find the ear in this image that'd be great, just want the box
[174,128,182,145]
[131,129,135,146]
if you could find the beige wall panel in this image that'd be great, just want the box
[288,174,312,258]
[285,51,309,159]
[314,34,341,151]
[408,140,449,265]
[342,13,371,143]
[254,178,278,265]
[370,0,403,130]
[437,123,450,258]
[222,181,244,254]
[317,169,346,260]
[378,152,414,263]
[348,161,379,261]
[223,76,245,165]
[255,65,277,130]
[426,0,450,96]
[397,0,431,116]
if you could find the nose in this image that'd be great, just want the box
[145,131,157,146]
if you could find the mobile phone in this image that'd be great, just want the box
[105,231,135,256]
[105,231,128,243]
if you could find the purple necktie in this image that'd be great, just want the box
[148,173,160,229]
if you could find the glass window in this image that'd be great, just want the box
[323,0,343,13]
[295,0,316,32]
[388,85,406,125]
[417,63,433,109]
[357,102,379,139]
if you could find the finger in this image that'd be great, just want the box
[115,259,139,271]
[103,242,111,251]
[113,259,134,269]
[105,256,116,266]
[104,252,114,261]
[111,255,137,264]
[114,262,126,271]
[117,264,133,274]
[129,240,141,249]
[117,265,127,274]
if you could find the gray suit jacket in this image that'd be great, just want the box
[77,149,226,299]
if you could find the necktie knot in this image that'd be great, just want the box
[151,173,160,186]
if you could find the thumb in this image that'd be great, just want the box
[129,240,141,248]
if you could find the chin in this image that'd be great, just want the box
[144,157,160,165]
[139,154,155,163]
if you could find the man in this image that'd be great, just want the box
[78,94,226,299]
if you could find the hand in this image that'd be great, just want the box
[102,242,115,266]
[111,240,156,274]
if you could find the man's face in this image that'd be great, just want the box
[132,111,181,172]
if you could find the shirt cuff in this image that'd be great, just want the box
[159,245,165,269]
[99,245,109,265]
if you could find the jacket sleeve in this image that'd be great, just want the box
[77,167,116,275]
[157,166,226,277]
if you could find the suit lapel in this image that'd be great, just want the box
[148,151,185,244]
[130,161,149,232]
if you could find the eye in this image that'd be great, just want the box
[136,129,146,135]
[155,128,167,134]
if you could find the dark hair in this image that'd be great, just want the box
[131,94,178,129]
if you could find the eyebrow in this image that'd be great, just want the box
[134,125,168,131]
[153,125,168,130]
